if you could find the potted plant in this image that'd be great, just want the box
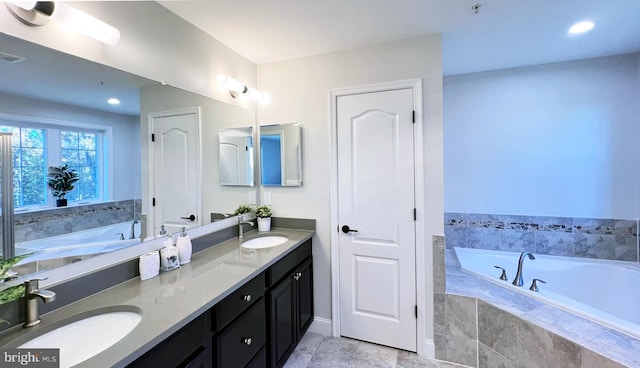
[255,205,272,232]
[47,164,79,207]
[234,204,253,215]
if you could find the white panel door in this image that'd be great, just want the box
[337,88,416,351]
[152,110,199,232]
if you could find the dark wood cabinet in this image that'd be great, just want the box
[215,298,266,368]
[126,314,210,368]
[267,240,313,368]
[126,238,313,368]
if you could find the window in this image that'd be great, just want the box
[0,126,47,207]
[0,122,105,209]
[60,131,99,201]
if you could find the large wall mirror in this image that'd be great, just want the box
[0,32,255,281]
[260,123,302,186]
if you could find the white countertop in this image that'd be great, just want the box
[0,228,314,367]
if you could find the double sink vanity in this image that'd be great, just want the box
[0,223,315,368]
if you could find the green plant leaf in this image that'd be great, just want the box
[0,253,33,279]
[0,285,25,306]
[234,204,253,215]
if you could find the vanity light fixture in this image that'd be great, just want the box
[568,20,594,34]
[5,1,121,46]
[217,74,265,102]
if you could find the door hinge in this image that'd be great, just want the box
[415,305,418,318]
[151,133,155,142]
[152,198,156,207]
[412,110,415,124]
[413,208,417,221]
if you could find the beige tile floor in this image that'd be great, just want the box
[284,333,471,368]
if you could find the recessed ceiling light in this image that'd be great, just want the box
[568,21,594,34]
[107,98,120,105]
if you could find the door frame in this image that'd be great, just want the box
[329,78,427,356]
[147,106,203,234]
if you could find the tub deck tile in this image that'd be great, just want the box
[445,250,640,368]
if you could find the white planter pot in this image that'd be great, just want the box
[257,217,271,232]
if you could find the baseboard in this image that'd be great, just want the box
[307,317,332,336]
[421,338,435,359]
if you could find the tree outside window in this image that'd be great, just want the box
[0,126,46,207]
[60,131,98,201]
[0,125,102,208]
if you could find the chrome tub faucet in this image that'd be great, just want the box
[129,217,139,239]
[512,252,535,286]
[24,278,56,328]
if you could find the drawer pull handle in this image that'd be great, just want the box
[293,272,302,281]
[242,337,252,346]
[242,294,252,302]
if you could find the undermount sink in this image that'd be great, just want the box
[241,235,288,249]
[17,307,142,368]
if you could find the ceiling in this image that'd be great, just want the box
[2,1,639,117]
[159,0,640,75]
[0,33,155,116]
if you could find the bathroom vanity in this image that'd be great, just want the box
[127,238,313,368]
[0,226,314,368]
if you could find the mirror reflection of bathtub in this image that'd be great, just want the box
[13,222,142,275]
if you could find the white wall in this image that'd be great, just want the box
[139,84,256,227]
[257,35,444,341]
[0,2,257,108]
[444,53,640,219]
[0,92,140,201]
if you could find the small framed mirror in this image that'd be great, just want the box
[219,127,254,186]
[260,123,302,186]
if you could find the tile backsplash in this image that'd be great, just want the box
[14,199,141,244]
[444,212,638,262]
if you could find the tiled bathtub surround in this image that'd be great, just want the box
[14,199,141,243]
[444,212,638,262]
[432,236,639,368]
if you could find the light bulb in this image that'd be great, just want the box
[568,21,594,34]
[50,2,120,46]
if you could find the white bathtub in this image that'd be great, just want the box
[15,222,142,260]
[454,247,640,339]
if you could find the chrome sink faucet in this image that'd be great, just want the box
[512,252,536,286]
[23,278,56,328]
[238,213,254,239]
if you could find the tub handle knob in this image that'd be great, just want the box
[529,278,546,292]
[493,265,508,281]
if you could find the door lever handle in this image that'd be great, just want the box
[341,225,358,234]
[181,214,196,221]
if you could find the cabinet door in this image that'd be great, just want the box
[268,275,296,368]
[295,258,314,340]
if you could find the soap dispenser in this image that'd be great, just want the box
[176,227,192,265]
[160,235,180,271]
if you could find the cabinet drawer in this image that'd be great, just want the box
[246,346,267,368]
[217,298,266,368]
[127,314,208,368]
[215,272,266,331]
[268,239,311,287]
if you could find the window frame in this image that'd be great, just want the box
[0,112,112,212]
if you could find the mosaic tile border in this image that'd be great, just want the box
[14,199,141,243]
[444,212,639,262]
